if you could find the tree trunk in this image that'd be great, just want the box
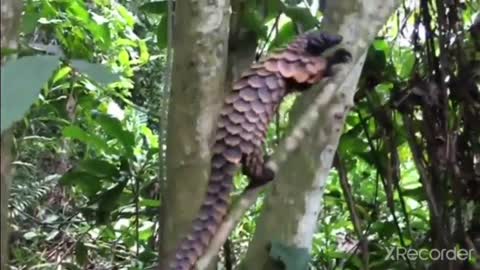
[241,1,401,269]
[159,0,230,269]
[1,1,24,269]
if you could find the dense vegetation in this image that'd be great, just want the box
[1,0,479,269]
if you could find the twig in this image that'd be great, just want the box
[334,154,369,270]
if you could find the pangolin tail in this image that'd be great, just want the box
[167,145,240,270]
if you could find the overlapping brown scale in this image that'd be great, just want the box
[241,121,256,133]
[203,218,219,234]
[217,115,228,128]
[278,59,299,78]
[208,207,226,223]
[291,65,310,83]
[232,98,250,112]
[227,111,244,124]
[239,140,254,153]
[305,57,327,74]
[238,87,257,101]
[224,134,241,146]
[225,93,239,104]
[206,181,222,194]
[239,130,254,141]
[211,154,226,168]
[281,49,300,61]
[212,142,225,154]
[196,231,211,247]
[256,68,271,76]
[264,59,279,72]
[214,128,227,141]
[251,100,266,114]
[212,199,229,216]
[245,110,259,123]
[220,105,234,116]
[240,68,257,78]
[258,88,272,103]
[265,75,280,90]
[258,112,269,125]
[232,78,249,90]
[221,160,239,175]
[271,89,283,102]
[247,75,265,88]
[224,122,242,135]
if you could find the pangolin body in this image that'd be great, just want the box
[167,31,350,270]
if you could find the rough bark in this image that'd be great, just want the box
[160,0,230,269]
[240,0,401,269]
[1,1,23,269]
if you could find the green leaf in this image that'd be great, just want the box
[75,241,88,266]
[96,181,127,224]
[157,15,169,49]
[63,125,115,154]
[139,1,168,14]
[1,55,60,132]
[397,50,415,78]
[283,6,318,30]
[141,199,161,207]
[402,187,426,201]
[269,21,296,50]
[59,171,102,196]
[265,0,282,21]
[78,159,119,179]
[241,8,268,38]
[23,231,38,240]
[70,60,119,86]
[98,181,127,212]
[51,66,72,84]
[116,5,135,26]
[269,241,310,270]
[95,114,135,155]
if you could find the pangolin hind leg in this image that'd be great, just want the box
[242,147,275,189]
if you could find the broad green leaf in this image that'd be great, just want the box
[96,114,135,155]
[117,5,135,26]
[63,125,115,154]
[139,1,168,14]
[96,181,127,224]
[98,181,127,212]
[59,171,102,196]
[269,21,296,50]
[140,199,161,207]
[283,6,318,30]
[78,159,119,179]
[70,60,120,86]
[397,49,415,78]
[75,241,88,266]
[269,241,310,270]
[157,15,168,49]
[241,8,268,38]
[51,66,72,84]
[265,0,282,21]
[23,231,38,240]
[139,40,150,64]
[1,55,60,132]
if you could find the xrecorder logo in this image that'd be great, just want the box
[385,247,475,261]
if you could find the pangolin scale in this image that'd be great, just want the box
[166,31,351,270]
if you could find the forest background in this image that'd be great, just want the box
[1,0,479,269]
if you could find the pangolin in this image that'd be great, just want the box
[167,31,351,270]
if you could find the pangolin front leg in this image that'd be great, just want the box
[242,147,275,189]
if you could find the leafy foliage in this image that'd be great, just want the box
[5,0,479,269]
